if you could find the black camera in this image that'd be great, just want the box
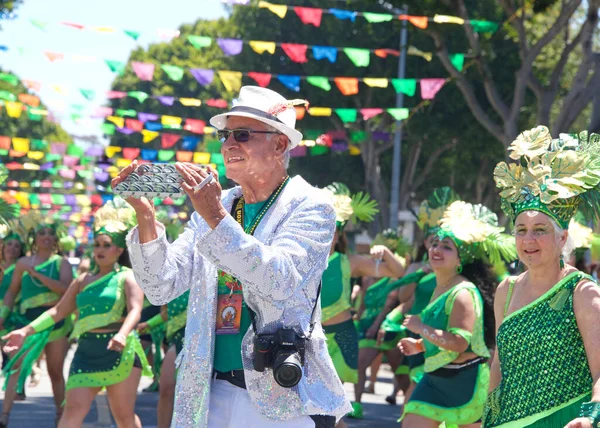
[253,328,306,388]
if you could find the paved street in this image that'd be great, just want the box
[1,347,403,427]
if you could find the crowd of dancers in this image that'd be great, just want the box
[0,123,599,428]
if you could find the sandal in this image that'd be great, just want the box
[0,413,9,428]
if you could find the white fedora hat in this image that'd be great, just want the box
[209,86,306,149]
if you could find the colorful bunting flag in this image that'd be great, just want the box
[258,1,288,18]
[363,78,388,88]
[18,94,40,107]
[176,151,193,162]
[217,38,244,56]
[107,116,125,128]
[249,41,276,55]
[193,152,211,164]
[335,109,357,123]
[247,72,272,87]
[399,15,428,29]
[391,79,416,96]
[470,20,499,33]
[161,133,180,149]
[184,119,206,134]
[179,98,202,107]
[107,91,127,99]
[294,7,322,27]
[420,78,446,99]
[187,35,212,49]
[0,73,19,86]
[125,118,144,132]
[79,89,95,100]
[387,108,409,121]
[361,108,383,120]
[141,130,159,143]
[181,136,201,151]
[329,8,356,21]
[44,51,64,62]
[122,148,141,160]
[343,48,370,67]
[128,91,149,103]
[12,137,30,152]
[158,150,175,162]
[363,12,393,23]
[217,71,242,92]
[407,46,432,62]
[5,101,23,118]
[156,96,175,106]
[190,68,214,86]
[161,64,185,81]
[312,46,337,63]
[105,59,126,74]
[277,75,301,92]
[375,48,400,58]
[308,107,332,116]
[306,76,331,91]
[334,77,359,95]
[449,53,465,71]
[124,30,140,40]
[132,62,155,81]
[433,15,465,25]
[281,43,308,63]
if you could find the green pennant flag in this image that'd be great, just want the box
[79,89,95,100]
[0,90,16,101]
[80,156,94,166]
[449,53,465,71]
[363,12,393,23]
[105,59,126,75]
[470,20,499,33]
[46,168,57,175]
[30,19,48,31]
[162,124,182,130]
[45,154,62,162]
[310,145,329,156]
[66,144,84,157]
[101,123,116,135]
[124,30,141,40]
[70,104,85,112]
[153,198,163,206]
[335,109,358,123]
[51,194,65,205]
[387,108,409,121]
[30,139,48,151]
[172,196,186,206]
[350,130,367,143]
[31,180,42,188]
[306,76,331,91]
[29,194,40,205]
[128,91,149,103]
[391,79,417,96]
[187,35,212,49]
[210,153,224,164]
[343,48,370,67]
[0,73,19,86]
[206,140,222,153]
[77,170,93,179]
[303,129,322,140]
[27,111,43,121]
[115,109,137,117]
[158,150,176,162]
[0,150,8,156]
[52,180,63,189]
[161,64,185,81]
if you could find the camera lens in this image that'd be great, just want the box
[273,352,302,388]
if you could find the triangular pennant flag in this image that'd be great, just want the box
[158,150,176,162]
[30,19,48,31]
[374,48,400,58]
[132,62,155,81]
[123,148,141,160]
[155,96,175,106]
[62,155,79,167]
[125,118,144,132]
[391,79,416,96]
[141,130,159,143]
[361,108,383,120]
[335,109,357,123]
[105,146,122,158]
[0,73,19,86]
[407,45,432,61]
[193,152,211,164]
[44,51,64,62]
[145,122,163,131]
[190,68,214,86]
[281,43,308,63]
[141,149,158,160]
[6,101,23,118]
[258,1,287,18]
[387,108,409,121]
[31,139,48,151]
[101,123,116,135]
[308,107,332,117]
[138,113,159,122]
[92,27,115,33]
[128,91,149,103]
[12,138,30,152]
[0,136,10,150]
[312,46,337,63]
[187,35,212,49]
[217,38,243,56]
[161,64,185,81]
[22,79,41,91]
[449,53,465,71]
[433,15,465,25]
[107,91,127,99]
[344,48,370,67]
[161,133,180,149]
[420,78,446,99]
[124,30,141,40]
[105,59,126,74]
[277,75,301,92]
[294,7,322,27]
[116,127,136,135]
[205,99,228,108]
[115,158,132,168]
[329,9,356,21]
[249,41,276,55]
[61,21,85,30]
[363,78,388,88]
[18,94,40,107]
[162,115,182,126]
[470,20,499,33]
[399,15,429,29]
[179,98,202,107]
[217,71,242,92]
[247,72,272,87]
[0,90,16,101]
[107,116,125,128]
[27,151,45,160]
[181,136,201,151]
[116,109,137,117]
[306,76,331,91]
[184,119,206,134]
[334,77,359,95]
[79,89,95,100]
[176,151,194,162]
[363,12,393,23]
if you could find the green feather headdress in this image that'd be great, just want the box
[437,201,517,265]
[324,182,379,230]
[417,187,461,237]
[0,164,18,227]
[0,219,28,250]
[93,197,136,248]
[494,126,600,229]
[20,211,68,250]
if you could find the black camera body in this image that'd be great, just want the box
[253,328,306,388]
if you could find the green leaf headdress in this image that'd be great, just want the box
[371,228,412,257]
[494,126,600,229]
[324,182,379,230]
[92,197,136,248]
[20,210,68,250]
[0,219,28,250]
[417,187,461,237]
[0,164,18,227]
[437,201,517,265]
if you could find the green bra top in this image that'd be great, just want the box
[407,273,437,316]
[321,252,352,322]
[20,254,63,313]
[0,264,16,301]
[166,290,189,340]
[420,281,490,373]
[70,267,130,339]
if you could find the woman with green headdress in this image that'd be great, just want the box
[2,199,151,428]
[399,200,516,427]
[0,212,74,426]
[483,127,600,428]
[321,183,406,422]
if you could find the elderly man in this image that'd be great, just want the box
[114,86,351,427]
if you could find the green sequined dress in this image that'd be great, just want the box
[483,272,596,428]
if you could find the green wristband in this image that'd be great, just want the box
[29,312,55,333]
[0,304,10,320]
[580,401,600,426]
[147,313,165,329]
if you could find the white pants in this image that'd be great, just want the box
[207,379,316,427]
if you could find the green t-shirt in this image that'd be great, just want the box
[213,200,265,372]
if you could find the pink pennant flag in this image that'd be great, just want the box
[44,51,64,62]
[106,91,127,99]
[361,108,384,120]
[184,119,206,134]
[161,133,180,149]
[22,80,41,91]
[92,107,113,118]
[420,78,446,99]
[61,22,85,30]
[205,99,228,108]
[294,7,322,27]
[132,62,155,81]
[281,43,308,63]
[50,142,67,155]
[157,28,180,40]
[125,119,144,132]
[59,169,76,179]
[63,155,79,167]
[247,72,272,87]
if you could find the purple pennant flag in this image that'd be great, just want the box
[138,112,160,122]
[116,127,135,135]
[63,182,74,189]
[94,171,109,181]
[40,162,54,170]
[217,38,243,56]
[372,131,391,142]
[51,142,67,155]
[155,96,175,106]
[331,141,348,152]
[190,68,214,86]
[290,145,307,157]
[85,146,104,157]
[65,195,76,206]
[97,163,111,171]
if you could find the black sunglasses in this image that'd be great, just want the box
[217,129,281,143]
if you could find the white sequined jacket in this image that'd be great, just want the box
[127,176,352,427]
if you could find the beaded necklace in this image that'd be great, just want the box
[235,176,290,236]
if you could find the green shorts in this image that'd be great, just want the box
[323,319,358,384]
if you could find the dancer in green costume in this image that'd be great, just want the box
[484,127,600,428]
[2,200,150,428]
[0,212,74,426]
[399,200,516,427]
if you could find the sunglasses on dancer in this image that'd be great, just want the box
[217,129,282,143]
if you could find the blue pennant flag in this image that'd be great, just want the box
[277,75,301,92]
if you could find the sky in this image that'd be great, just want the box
[0,0,228,144]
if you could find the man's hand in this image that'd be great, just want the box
[111,160,155,217]
[177,164,228,229]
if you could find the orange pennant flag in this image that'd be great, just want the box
[44,51,65,62]
[176,151,194,162]
[18,93,40,107]
[399,15,428,29]
[334,77,359,96]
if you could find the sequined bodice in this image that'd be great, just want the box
[483,272,593,427]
